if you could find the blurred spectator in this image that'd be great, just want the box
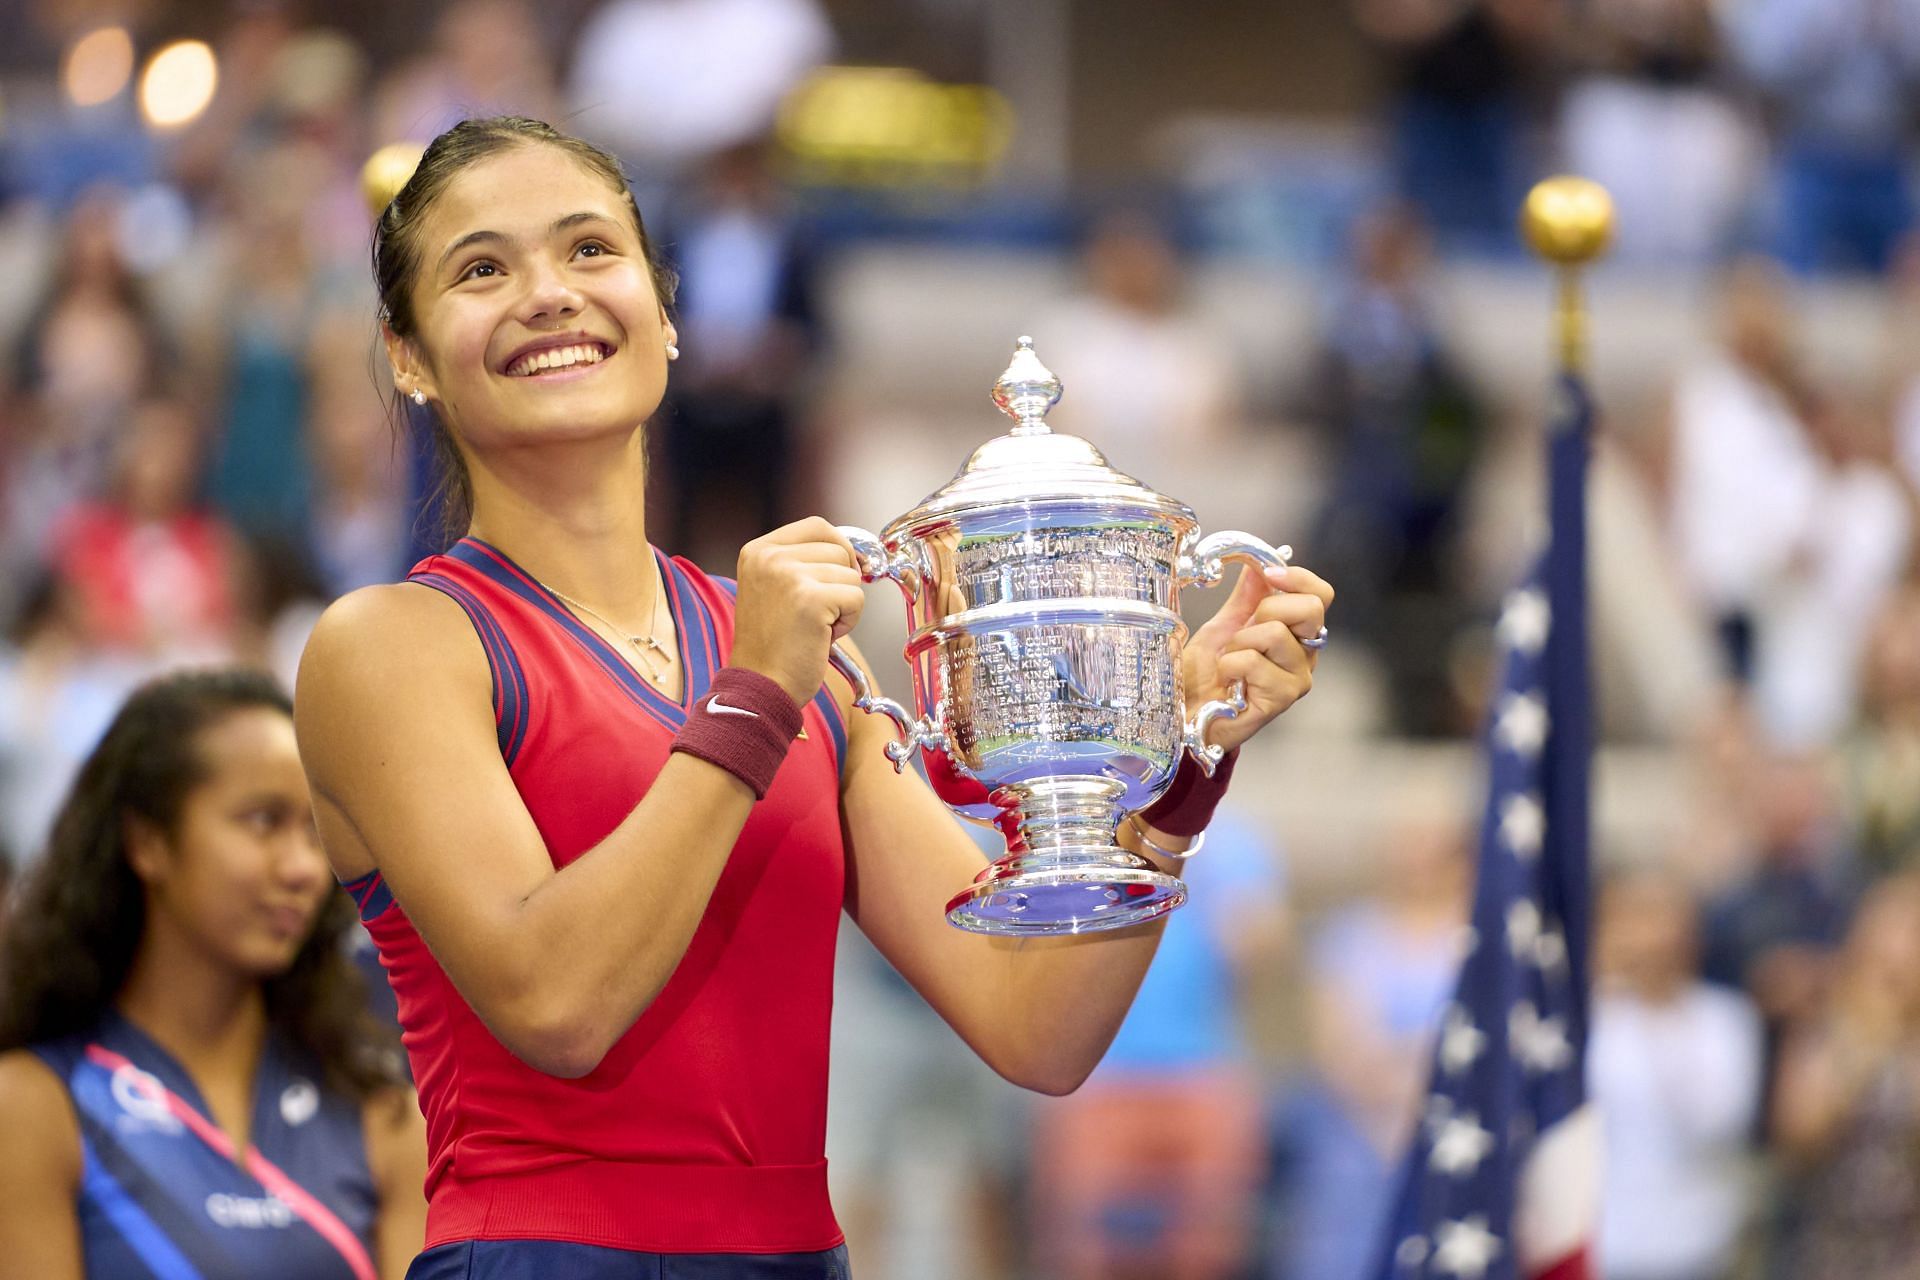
[259,31,380,268]
[1750,390,1916,746]
[1271,814,1470,1280]
[304,316,409,597]
[656,141,822,567]
[375,0,559,147]
[1772,873,1920,1277]
[1664,257,1916,746]
[1726,0,1920,274]
[1039,210,1242,478]
[0,575,152,876]
[1558,0,1756,264]
[201,141,365,555]
[49,396,242,662]
[1838,586,1920,875]
[1352,0,1558,254]
[1028,809,1287,1280]
[1586,426,1725,744]
[568,0,832,171]
[1701,751,1856,1120]
[1666,258,1819,684]
[1305,203,1488,735]
[2,191,171,616]
[1885,233,1920,541]
[1589,868,1763,1280]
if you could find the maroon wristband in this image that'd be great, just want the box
[670,667,805,799]
[1139,749,1238,838]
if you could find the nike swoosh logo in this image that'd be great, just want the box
[706,696,760,719]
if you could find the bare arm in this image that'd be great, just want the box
[295,521,867,1079]
[362,1087,427,1280]
[840,564,1330,1095]
[0,1052,83,1280]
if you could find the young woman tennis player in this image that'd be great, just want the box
[294,116,1331,1278]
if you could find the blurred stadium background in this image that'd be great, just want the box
[3,1,1920,1277]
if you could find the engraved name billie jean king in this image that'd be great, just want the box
[829,338,1290,936]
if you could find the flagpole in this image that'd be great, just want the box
[1522,176,1613,1104]
[1369,183,1617,1280]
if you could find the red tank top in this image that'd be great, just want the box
[348,537,848,1254]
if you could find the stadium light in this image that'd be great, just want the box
[64,26,135,108]
[139,40,218,128]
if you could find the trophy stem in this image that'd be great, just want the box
[1008,777,1129,855]
[944,778,1186,935]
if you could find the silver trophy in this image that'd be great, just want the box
[829,337,1290,935]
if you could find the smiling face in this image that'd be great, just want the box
[128,708,332,979]
[386,142,677,462]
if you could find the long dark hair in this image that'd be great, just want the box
[0,668,398,1100]
[373,115,679,541]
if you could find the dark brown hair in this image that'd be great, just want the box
[372,116,678,541]
[0,668,399,1100]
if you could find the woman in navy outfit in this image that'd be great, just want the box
[0,668,427,1278]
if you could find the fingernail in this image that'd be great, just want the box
[1263,566,1290,587]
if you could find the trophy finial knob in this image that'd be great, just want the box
[992,335,1062,435]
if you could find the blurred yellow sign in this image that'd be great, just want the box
[778,66,1013,188]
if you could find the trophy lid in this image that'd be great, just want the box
[887,337,1196,533]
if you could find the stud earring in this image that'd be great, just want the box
[665,342,680,362]
[411,388,427,406]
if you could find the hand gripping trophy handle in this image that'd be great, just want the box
[826,526,939,770]
[1176,531,1294,776]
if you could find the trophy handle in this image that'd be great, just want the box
[1177,531,1294,776]
[827,643,942,771]
[836,525,924,601]
[1177,530,1293,591]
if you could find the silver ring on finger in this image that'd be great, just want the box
[1300,626,1329,651]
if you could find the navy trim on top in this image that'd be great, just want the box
[448,539,687,732]
[812,689,847,774]
[410,570,530,766]
[659,552,717,708]
[339,869,395,922]
[686,564,721,682]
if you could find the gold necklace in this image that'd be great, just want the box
[547,584,673,685]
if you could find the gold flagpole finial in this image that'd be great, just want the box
[1521,177,1614,373]
[361,141,426,219]
[1522,177,1614,267]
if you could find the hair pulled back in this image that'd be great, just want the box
[0,668,397,1100]
[372,116,678,541]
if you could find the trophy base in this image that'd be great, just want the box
[944,850,1186,936]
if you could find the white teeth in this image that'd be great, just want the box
[508,343,607,377]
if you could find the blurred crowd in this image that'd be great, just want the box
[3,0,1920,1278]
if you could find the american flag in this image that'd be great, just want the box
[1371,371,1600,1280]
